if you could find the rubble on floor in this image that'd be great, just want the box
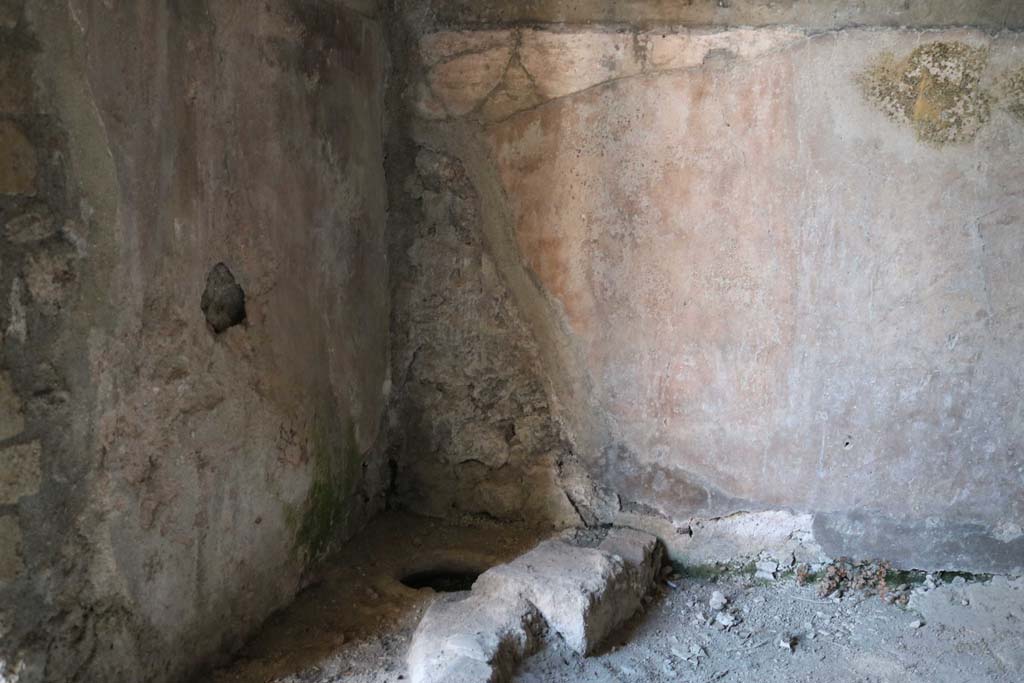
[515,566,1024,682]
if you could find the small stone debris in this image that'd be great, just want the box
[802,621,816,640]
[715,612,738,628]
[909,619,924,629]
[814,558,912,605]
[778,635,795,652]
[755,560,779,581]
[4,206,58,244]
[670,642,707,664]
[709,590,728,611]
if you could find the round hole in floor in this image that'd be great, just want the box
[400,567,482,593]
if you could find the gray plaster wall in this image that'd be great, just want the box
[0,1,390,681]
[390,2,1024,574]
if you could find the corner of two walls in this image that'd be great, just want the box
[389,4,1024,576]
[384,3,617,533]
[1,1,389,681]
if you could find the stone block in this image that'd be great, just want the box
[4,205,57,243]
[0,515,23,583]
[408,590,542,683]
[428,47,511,117]
[408,529,660,682]
[411,81,447,120]
[481,62,541,122]
[0,53,33,114]
[519,30,642,100]
[6,277,26,344]
[0,121,36,196]
[599,526,663,588]
[420,31,512,68]
[0,372,24,441]
[643,28,803,71]
[0,441,41,504]
[200,262,246,333]
[475,530,659,655]
[26,250,74,310]
[450,422,509,468]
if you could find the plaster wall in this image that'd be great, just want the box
[0,1,389,681]
[400,20,1024,573]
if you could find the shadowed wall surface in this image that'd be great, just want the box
[0,1,389,680]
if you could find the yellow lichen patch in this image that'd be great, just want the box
[859,42,992,145]
[997,66,1024,123]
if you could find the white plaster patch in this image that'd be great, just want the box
[5,278,25,344]
[615,509,827,566]
[0,659,25,683]
[643,28,805,71]
[993,522,1023,543]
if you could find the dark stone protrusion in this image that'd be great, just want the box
[200,262,246,334]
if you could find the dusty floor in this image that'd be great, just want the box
[209,513,1023,683]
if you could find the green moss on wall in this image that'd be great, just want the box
[293,407,362,561]
[859,42,992,145]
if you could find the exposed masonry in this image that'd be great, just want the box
[0,7,95,679]
[414,27,1024,130]
[387,148,591,527]
[412,27,807,122]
